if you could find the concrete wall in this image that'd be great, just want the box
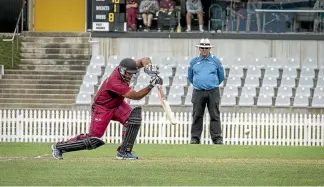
[95,38,324,66]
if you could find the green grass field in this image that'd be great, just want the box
[0,143,324,186]
[0,36,21,69]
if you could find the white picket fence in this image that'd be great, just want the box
[0,109,323,146]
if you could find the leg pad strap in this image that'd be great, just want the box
[56,136,105,153]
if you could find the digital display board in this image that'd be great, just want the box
[92,0,126,32]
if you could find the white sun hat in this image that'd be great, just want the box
[195,38,214,48]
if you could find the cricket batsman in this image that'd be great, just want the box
[51,57,162,160]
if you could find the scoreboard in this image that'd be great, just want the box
[92,0,127,32]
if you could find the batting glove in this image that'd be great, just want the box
[148,76,163,89]
[144,64,160,77]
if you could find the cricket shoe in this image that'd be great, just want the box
[116,151,138,160]
[213,136,223,145]
[190,138,200,144]
[51,144,63,160]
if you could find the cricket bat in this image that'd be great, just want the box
[157,85,177,125]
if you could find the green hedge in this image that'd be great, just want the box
[0,36,21,69]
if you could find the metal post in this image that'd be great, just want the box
[11,41,14,68]
[21,5,24,32]
[262,13,266,32]
[16,35,19,49]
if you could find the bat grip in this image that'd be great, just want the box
[156,85,165,99]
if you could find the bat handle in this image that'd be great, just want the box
[156,85,165,99]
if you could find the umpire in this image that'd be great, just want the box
[187,38,225,144]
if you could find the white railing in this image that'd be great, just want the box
[0,109,323,146]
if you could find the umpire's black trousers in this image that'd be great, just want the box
[191,88,222,142]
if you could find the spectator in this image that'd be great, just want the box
[246,0,261,32]
[127,0,138,31]
[186,0,204,32]
[313,0,324,32]
[139,0,159,32]
[157,0,177,32]
[187,38,224,145]
[225,1,244,32]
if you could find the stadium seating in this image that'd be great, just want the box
[168,85,185,96]
[226,76,242,87]
[77,55,324,110]
[303,58,318,68]
[177,56,192,66]
[148,93,161,105]
[317,77,324,87]
[241,86,256,96]
[238,94,254,106]
[275,95,291,107]
[257,94,273,107]
[312,96,324,108]
[244,76,260,87]
[293,95,309,107]
[186,85,193,96]
[280,77,296,87]
[266,57,284,68]
[184,94,192,106]
[264,67,280,78]
[298,77,314,88]
[172,76,188,86]
[228,66,244,78]
[223,86,238,96]
[286,58,300,68]
[221,94,236,106]
[318,68,324,78]
[79,84,95,94]
[282,67,298,78]
[130,98,146,106]
[277,86,293,97]
[295,87,310,97]
[83,74,98,85]
[249,58,266,68]
[90,55,105,67]
[160,65,174,77]
[167,94,182,105]
[76,93,92,105]
[300,67,315,78]
[175,65,189,76]
[160,75,171,87]
[231,57,248,68]
[259,86,274,96]
[262,77,278,87]
[314,87,324,96]
[246,67,262,78]
[160,56,176,67]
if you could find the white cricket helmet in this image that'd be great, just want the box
[195,38,214,48]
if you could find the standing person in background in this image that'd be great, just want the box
[157,0,177,32]
[51,57,163,160]
[187,38,224,145]
[225,1,244,32]
[313,0,324,32]
[126,0,138,31]
[139,0,159,31]
[246,0,261,32]
[186,0,204,32]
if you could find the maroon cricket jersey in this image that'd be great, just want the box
[159,0,174,9]
[93,67,132,109]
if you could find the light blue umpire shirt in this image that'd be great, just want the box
[187,53,225,90]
